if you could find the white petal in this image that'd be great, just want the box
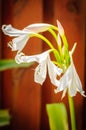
[9,34,29,52]
[57,33,62,46]
[15,50,51,64]
[34,60,47,85]
[67,63,78,97]
[57,20,64,36]
[2,25,28,36]
[15,53,37,64]
[24,23,51,33]
[36,50,52,63]
[48,55,62,86]
[15,53,25,64]
[55,57,86,98]
[70,61,86,97]
[54,64,72,93]
[68,79,77,97]
[2,23,51,37]
[61,88,67,99]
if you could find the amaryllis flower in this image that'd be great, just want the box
[15,50,62,86]
[2,23,52,53]
[54,53,86,98]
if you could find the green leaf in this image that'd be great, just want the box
[46,103,69,130]
[0,59,34,71]
[0,110,11,127]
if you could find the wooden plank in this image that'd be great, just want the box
[40,0,85,130]
[1,0,85,130]
[0,0,2,108]
[54,1,85,130]
[11,0,42,130]
[1,0,13,109]
[82,0,86,129]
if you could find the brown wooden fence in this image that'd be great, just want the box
[0,0,86,130]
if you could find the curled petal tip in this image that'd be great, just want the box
[81,91,86,97]
[70,42,77,56]
[15,52,25,64]
[2,25,7,30]
[57,20,64,36]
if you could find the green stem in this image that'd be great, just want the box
[48,29,64,63]
[31,33,54,49]
[68,94,76,130]
[51,26,70,67]
[51,25,58,31]
[31,33,61,65]
[48,28,57,40]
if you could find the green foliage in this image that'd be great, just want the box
[46,103,69,130]
[0,59,34,126]
[0,110,11,127]
[0,59,34,71]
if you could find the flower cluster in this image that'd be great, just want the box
[2,20,86,98]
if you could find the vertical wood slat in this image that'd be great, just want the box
[1,0,13,108]
[1,0,42,130]
[0,0,2,108]
[11,0,43,130]
[40,0,85,130]
[40,0,55,130]
[54,1,85,130]
[82,0,86,129]
[1,1,13,130]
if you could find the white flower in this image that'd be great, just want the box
[2,23,52,53]
[55,54,86,98]
[15,50,62,86]
[23,23,52,33]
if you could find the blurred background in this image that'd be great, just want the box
[0,0,86,130]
